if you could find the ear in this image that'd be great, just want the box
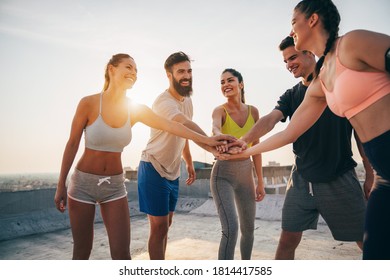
[166,71,172,79]
[107,64,115,77]
[309,13,319,28]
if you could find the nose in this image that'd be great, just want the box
[183,71,192,80]
[289,30,294,37]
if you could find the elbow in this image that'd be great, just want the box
[66,139,81,152]
[280,130,299,144]
[289,134,299,143]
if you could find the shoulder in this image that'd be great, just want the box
[129,100,148,114]
[342,29,390,71]
[338,31,365,53]
[212,104,226,113]
[212,104,226,118]
[340,29,390,56]
[154,91,177,106]
[130,102,151,120]
[77,93,99,110]
[343,30,372,41]
[248,104,259,114]
[280,83,303,99]
[248,104,259,120]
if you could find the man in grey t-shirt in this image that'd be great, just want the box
[138,51,219,260]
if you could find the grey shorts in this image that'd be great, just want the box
[67,169,127,205]
[282,166,366,241]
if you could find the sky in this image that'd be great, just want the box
[0,0,389,174]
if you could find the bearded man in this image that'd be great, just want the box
[137,51,213,259]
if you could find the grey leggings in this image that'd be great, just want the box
[210,159,256,260]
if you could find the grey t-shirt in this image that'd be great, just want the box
[141,90,193,180]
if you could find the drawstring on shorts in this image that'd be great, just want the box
[97,176,111,186]
[309,182,314,196]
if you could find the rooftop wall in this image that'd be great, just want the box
[1,165,292,241]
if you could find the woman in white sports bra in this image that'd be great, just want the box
[54,53,234,260]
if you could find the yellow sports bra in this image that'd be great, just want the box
[221,105,255,147]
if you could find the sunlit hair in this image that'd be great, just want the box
[295,0,340,79]
[164,51,191,73]
[103,53,133,91]
[222,68,245,103]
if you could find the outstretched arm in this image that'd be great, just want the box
[229,80,327,159]
[131,103,234,148]
[241,109,284,145]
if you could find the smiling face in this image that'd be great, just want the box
[169,61,193,97]
[282,46,315,80]
[289,9,312,52]
[220,71,243,100]
[111,57,138,89]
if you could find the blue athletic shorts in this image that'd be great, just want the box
[137,161,179,216]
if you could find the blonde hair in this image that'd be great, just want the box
[103,53,133,91]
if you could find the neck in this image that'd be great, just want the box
[227,95,242,107]
[310,30,330,58]
[104,85,127,101]
[168,87,184,102]
[301,72,313,86]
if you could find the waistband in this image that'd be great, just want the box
[72,169,125,184]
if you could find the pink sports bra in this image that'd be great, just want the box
[320,37,390,119]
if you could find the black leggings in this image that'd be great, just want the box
[362,130,390,260]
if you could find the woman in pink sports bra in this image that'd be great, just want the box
[54,54,233,260]
[226,0,390,260]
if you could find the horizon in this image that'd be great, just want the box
[0,0,389,174]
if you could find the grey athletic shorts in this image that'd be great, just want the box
[282,166,366,241]
[67,169,127,205]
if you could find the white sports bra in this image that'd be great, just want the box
[84,92,132,152]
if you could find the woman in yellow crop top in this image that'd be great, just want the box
[54,54,234,260]
[210,68,265,260]
[227,0,390,260]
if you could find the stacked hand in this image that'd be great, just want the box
[214,138,249,160]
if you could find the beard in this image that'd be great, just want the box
[172,76,193,97]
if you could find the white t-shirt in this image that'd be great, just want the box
[141,90,193,180]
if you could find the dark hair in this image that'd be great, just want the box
[279,35,314,82]
[164,51,191,73]
[279,36,295,51]
[103,53,133,91]
[295,0,340,78]
[222,68,245,103]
